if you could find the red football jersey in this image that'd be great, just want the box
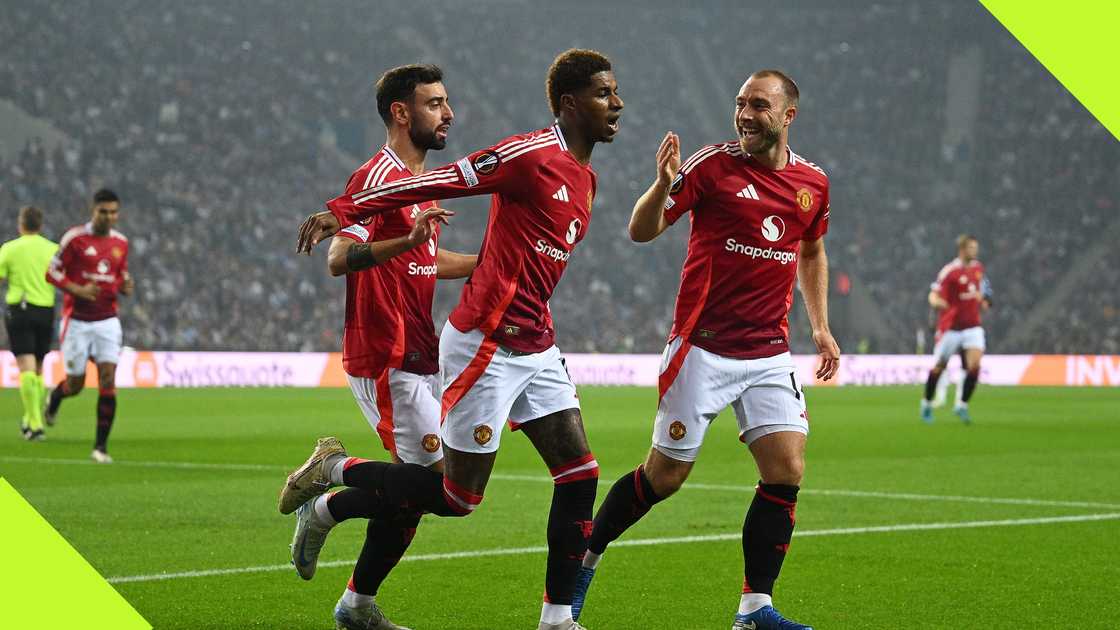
[934,258,985,331]
[663,143,830,359]
[336,146,441,378]
[328,124,594,354]
[46,223,129,322]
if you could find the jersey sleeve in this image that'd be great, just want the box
[936,270,953,301]
[46,239,73,288]
[336,220,378,244]
[804,181,830,240]
[327,141,533,226]
[0,244,8,279]
[663,147,712,225]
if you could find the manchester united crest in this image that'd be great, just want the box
[668,420,687,441]
[473,425,493,446]
[111,247,123,259]
[796,188,813,211]
[422,433,441,453]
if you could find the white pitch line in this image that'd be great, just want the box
[4,456,1120,510]
[106,512,1120,584]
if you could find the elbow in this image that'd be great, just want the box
[628,223,653,243]
[327,257,348,277]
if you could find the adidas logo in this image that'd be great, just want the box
[552,185,570,202]
[84,246,98,256]
[736,184,760,200]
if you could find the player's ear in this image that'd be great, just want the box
[783,103,798,127]
[390,101,410,126]
[559,93,578,116]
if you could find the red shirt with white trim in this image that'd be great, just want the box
[328,124,595,354]
[663,143,830,359]
[336,147,441,378]
[46,223,129,322]
[933,258,985,332]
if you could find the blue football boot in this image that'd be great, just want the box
[732,605,813,629]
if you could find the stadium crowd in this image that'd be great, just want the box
[2,0,1116,354]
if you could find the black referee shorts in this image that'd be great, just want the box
[4,303,55,360]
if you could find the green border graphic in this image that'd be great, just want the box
[981,0,1120,140]
[0,479,151,629]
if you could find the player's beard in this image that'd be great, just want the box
[740,121,781,155]
[410,125,446,151]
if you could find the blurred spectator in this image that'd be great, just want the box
[1,0,1115,354]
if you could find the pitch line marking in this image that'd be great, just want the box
[3,455,1119,510]
[105,512,1120,584]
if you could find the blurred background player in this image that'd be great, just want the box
[921,234,989,424]
[570,71,837,630]
[278,63,475,630]
[1,206,59,440]
[45,188,133,463]
[293,48,624,630]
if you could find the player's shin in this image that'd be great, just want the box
[542,455,599,622]
[323,487,395,523]
[741,482,798,610]
[923,370,939,402]
[961,368,979,403]
[348,511,421,598]
[46,381,70,419]
[94,387,116,452]
[341,457,481,518]
[585,466,663,566]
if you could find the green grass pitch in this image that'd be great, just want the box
[3,386,1119,629]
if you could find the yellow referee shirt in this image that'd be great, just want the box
[0,233,59,307]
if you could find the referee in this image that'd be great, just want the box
[1,206,59,440]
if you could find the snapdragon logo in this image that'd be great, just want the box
[535,239,570,262]
[725,238,797,265]
[761,215,785,242]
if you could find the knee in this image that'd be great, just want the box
[763,454,804,486]
[66,379,85,395]
[645,461,689,499]
[440,476,484,517]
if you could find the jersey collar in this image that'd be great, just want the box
[382,145,407,172]
[551,123,569,152]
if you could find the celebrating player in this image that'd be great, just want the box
[1,206,59,440]
[278,64,475,630]
[45,189,133,463]
[570,71,837,630]
[292,48,623,630]
[920,234,990,424]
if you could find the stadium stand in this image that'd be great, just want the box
[2,0,1116,354]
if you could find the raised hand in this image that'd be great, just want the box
[656,131,682,187]
[297,211,342,254]
[407,207,455,248]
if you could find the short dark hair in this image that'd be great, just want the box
[546,49,612,116]
[92,188,120,205]
[19,206,43,232]
[750,69,800,108]
[375,64,444,126]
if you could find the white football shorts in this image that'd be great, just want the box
[933,326,986,365]
[347,369,443,467]
[439,322,580,454]
[60,316,122,375]
[653,337,809,462]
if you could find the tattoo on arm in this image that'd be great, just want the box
[346,244,377,271]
